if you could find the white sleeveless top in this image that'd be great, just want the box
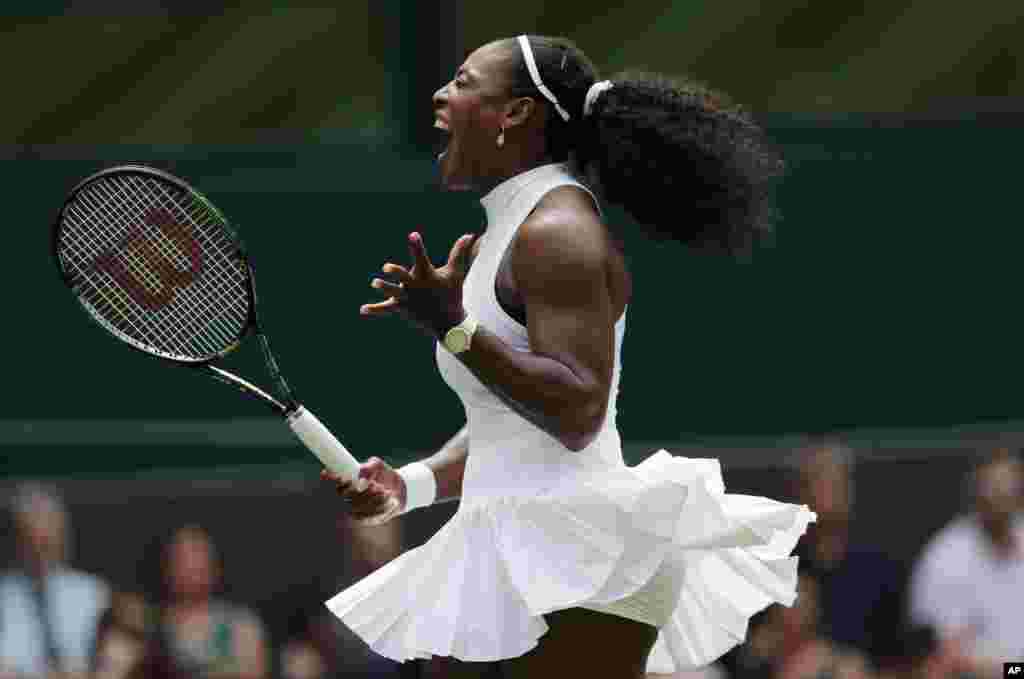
[435,162,628,501]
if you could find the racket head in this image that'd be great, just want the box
[53,165,256,364]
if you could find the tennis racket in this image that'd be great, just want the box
[52,164,366,484]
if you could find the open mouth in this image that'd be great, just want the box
[433,118,451,161]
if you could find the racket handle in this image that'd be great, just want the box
[287,406,360,480]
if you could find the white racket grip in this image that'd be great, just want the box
[287,406,360,480]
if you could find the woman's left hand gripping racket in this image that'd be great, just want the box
[53,164,378,495]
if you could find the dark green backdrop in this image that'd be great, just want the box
[5,113,1022,475]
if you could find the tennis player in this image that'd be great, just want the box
[321,35,816,678]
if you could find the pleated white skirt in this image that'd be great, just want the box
[325,450,815,674]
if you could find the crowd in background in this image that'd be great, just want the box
[1,445,1021,679]
[716,444,1023,679]
[0,485,409,679]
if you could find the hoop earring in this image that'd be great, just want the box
[496,127,505,149]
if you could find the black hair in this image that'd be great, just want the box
[504,35,785,254]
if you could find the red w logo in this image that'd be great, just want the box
[92,209,203,311]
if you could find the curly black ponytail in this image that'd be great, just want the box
[505,36,785,254]
[579,73,784,253]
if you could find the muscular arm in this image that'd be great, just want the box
[455,189,616,452]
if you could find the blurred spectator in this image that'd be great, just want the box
[148,524,268,679]
[730,569,873,679]
[792,442,903,666]
[908,447,1024,679]
[279,514,405,678]
[876,624,960,679]
[278,606,334,679]
[0,483,110,677]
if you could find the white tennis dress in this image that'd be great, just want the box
[326,162,816,674]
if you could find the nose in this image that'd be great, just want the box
[433,82,450,108]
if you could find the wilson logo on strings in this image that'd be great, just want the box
[91,208,203,311]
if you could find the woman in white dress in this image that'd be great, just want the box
[321,34,815,678]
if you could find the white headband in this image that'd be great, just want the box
[584,80,613,117]
[517,35,570,122]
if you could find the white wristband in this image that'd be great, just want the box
[397,462,437,514]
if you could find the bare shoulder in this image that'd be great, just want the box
[513,185,607,284]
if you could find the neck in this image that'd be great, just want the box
[479,160,568,228]
[813,530,848,567]
[170,593,211,613]
[982,517,1016,556]
[807,516,849,563]
[24,558,57,580]
[477,146,555,197]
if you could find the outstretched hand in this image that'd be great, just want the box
[362,231,476,338]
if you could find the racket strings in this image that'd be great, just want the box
[104,177,245,355]
[59,174,250,361]
[117,177,247,347]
